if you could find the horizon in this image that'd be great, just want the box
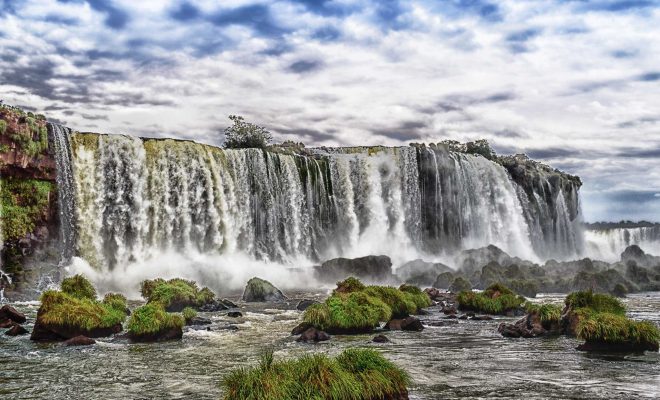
[1,0,659,221]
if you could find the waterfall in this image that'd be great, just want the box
[585,226,660,262]
[50,123,77,266]
[60,135,585,275]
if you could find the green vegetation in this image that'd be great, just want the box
[103,293,128,311]
[221,348,410,400]
[39,290,127,331]
[0,178,54,241]
[576,310,660,347]
[565,290,625,315]
[223,115,272,149]
[140,278,215,310]
[524,302,562,323]
[457,283,525,315]
[127,303,184,336]
[0,119,7,134]
[61,274,97,300]
[303,278,430,333]
[182,306,197,322]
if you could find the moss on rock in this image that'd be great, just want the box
[127,303,184,342]
[61,274,97,300]
[457,283,525,315]
[140,278,216,311]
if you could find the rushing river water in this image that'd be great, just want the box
[1,292,659,400]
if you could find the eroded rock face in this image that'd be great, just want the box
[242,277,287,302]
[314,255,395,283]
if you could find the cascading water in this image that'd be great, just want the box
[49,123,77,267]
[585,226,660,262]
[63,135,584,283]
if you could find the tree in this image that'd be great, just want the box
[223,115,272,149]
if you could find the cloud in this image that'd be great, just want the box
[287,60,324,74]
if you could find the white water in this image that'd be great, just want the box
[585,227,660,262]
[59,135,584,294]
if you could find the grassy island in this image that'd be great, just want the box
[140,278,215,311]
[127,303,184,342]
[457,283,525,315]
[302,278,430,333]
[221,348,410,400]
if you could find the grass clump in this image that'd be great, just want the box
[140,278,215,310]
[362,286,416,318]
[221,348,409,400]
[127,303,184,336]
[399,284,433,310]
[39,290,126,331]
[102,293,128,312]
[524,302,562,323]
[565,290,625,315]
[61,274,97,300]
[457,283,525,315]
[576,311,660,347]
[182,306,197,322]
[333,277,366,294]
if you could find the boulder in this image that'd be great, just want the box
[372,334,390,343]
[396,259,452,286]
[187,316,212,326]
[498,312,561,338]
[5,323,29,336]
[0,319,14,329]
[576,340,659,353]
[296,299,320,311]
[31,317,122,341]
[314,255,395,283]
[433,272,455,289]
[385,317,424,331]
[296,327,331,342]
[242,277,287,302]
[227,311,243,318]
[199,300,228,312]
[291,322,314,336]
[129,327,183,343]
[63,336,96,346]
[449,277,472,293]
[0,305,27,324]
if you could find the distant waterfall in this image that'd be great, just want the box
[65,134,583,271]
[585,226,660,262]
[49,124,77,266]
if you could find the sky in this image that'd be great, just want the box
[0,0,659,222]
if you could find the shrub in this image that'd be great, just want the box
[576,311,660,346]
[182,307,197,322]
[140,278,215,310]
[61,274,97,300]
[223,115,272,149]
[220,348,410,400]
[39,290,126,331]
[524,302,562,323]
[457,283,525,315]
[362,286,416,318]
[127,303,184,336]
[398,284,432,310]
[565,290,625,315]
[303,292,391,333]
[333,277,365,294]
[0,119,6,134]
[102,293,128,311]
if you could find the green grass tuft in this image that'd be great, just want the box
[576,310,660,345]
[457,283,525,315]
[399,284,433,310]
[220,348,410,400]
[182,306,197,322]
[127,303,184,336]
[333,277,366,294]
[565,290,626,315]
[524,302,562,323]
[39,290,126,331]
[102,293,128,312]
[140,278,215,309]
[61,274,97,300]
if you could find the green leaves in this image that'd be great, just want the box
[223,115,272,149]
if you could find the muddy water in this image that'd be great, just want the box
[1,292,659,399]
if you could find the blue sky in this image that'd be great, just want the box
[1,0,659,222]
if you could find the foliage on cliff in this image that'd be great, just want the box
[0,177,54,241]
[223,115,272,149]
[221,348,410,400]
[0,104,49,158]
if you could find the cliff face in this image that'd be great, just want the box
[0,105,60,296]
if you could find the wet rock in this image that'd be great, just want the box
[372,334,390,343]
[424,287,442,300]
[576,340,659,353]
[449,277,472,293]
[128,327,183,343]
[385,317,424,331]
[296,327,330,342]
[433,272,455,290]
[227,311,243,318]
[457,315,467,320]
[314,255,395,283]
[0,319,14,329]
[396,259,452,287]
[5,323,29,336]
[0,305,27,324]
[216,325,239,331]
[470,315,493,321]
[498,312,561,338]
[199,300,228,312]
[242,277,287,302]
[423,320,459,327]
[31,318,122,342]
[63,335,96,346]
[611,283,628,298]
[441,305,457,315]
[296,299,320,311]
[188,316,212,326]
[220,298,238,308]
[291,322,313,335]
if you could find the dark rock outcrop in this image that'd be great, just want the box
[242,277,287,302]
[187,316,212,326]
[63,335,96,346]
[227,311,243,318]
[128,327,183,343]
[372,334,390,343]
[498,312,561,338]
[385,317,424,331]
[296,327,330,342]
[5,323,29,336]
[0,305,27,324]
[396,259,452,286]
[31,317,122,342]
[314,255,395,283]
[296,299,320,311]
[291,322,314,335]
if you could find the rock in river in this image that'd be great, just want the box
[242,277,287,302]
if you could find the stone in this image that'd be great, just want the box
[296,327,331,342]
[372,334,390,343]
[448,277,472,293]
[296,299,320,311]
[188,316,212,326]
[498,311,561,338]
[314,255,395,283]
[0,305,27,324]
[291,322,314,336]
[5,323,29,336]
[241,277,287,302]
[128,327,183,343]
[227,311,243,318]
[63,335,96,346]
[385,317,424,331]
[396,259,452,287]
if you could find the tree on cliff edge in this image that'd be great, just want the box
[223,115,272,149]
